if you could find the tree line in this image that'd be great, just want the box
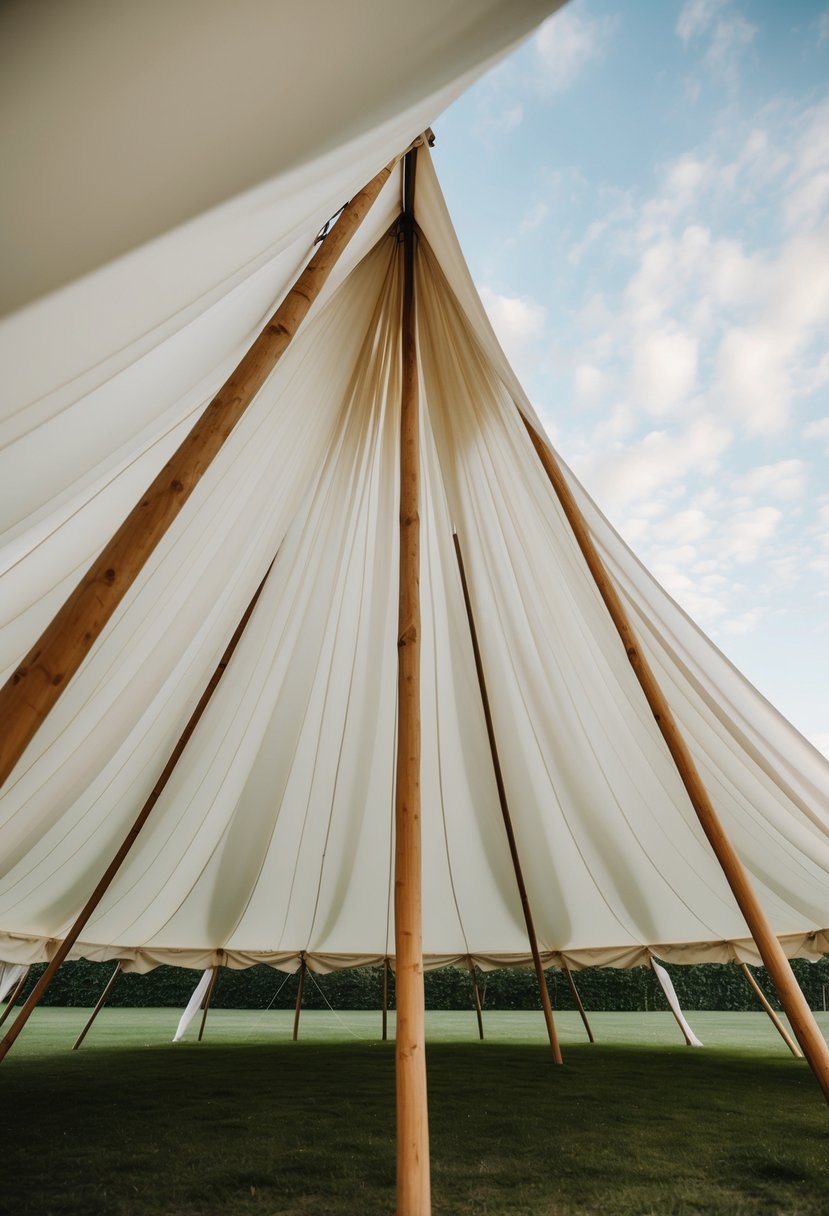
[8,956,829,1013]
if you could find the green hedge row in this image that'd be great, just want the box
[7,956,829,1013]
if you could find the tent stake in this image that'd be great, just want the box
[0,157,398,792]
[382,958,389,1042]
[292,957,306,1042]
[453,532,563,1066]
[0,568,270,1064]
[563,962,594,1043]
[198,966,219,1042]
[467,959,484,1041]
[395,144,431,1216]
[740,963,803,1058]
[0,968,30,1030]
[523,415,829,1101]
[72,962,122,1050]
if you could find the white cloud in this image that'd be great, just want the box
[803,416,829,442]
[480,287,546,370]
[520,200,549,232]
[720,609,761,635]
[631,328,698,413]
[703,14,756,88]
[715,222,829,433]
[719,506,782,563]
[677,0,756,91]
[572,414,731,515]
[574,363,609,406]
[677,0,727,43]
[535,5,615,94]
[734,460,807,501]
[493,104,524,136]
[653,508,714,545]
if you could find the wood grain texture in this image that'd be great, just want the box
[394,146,431,1216]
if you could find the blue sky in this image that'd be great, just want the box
[433,0,829,757]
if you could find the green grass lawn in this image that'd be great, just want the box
[2,1008,828,1215]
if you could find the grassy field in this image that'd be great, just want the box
[2,1008,828,1215]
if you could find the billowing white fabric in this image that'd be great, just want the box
[0,962,27,1003]
[0,0,560,313]
[651,958,703,1047]
[1,6,828,979]
[173,969,214,1042]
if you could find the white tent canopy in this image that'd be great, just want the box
[1,0,829,984]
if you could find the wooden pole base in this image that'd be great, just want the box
[741,963,803,1059]
[467,959,484,1041]
[293,958,306,1042]
[72,962,122,1050]
[563,962,594,1043]
[198,966,219,1042]
[0,969,30,1030]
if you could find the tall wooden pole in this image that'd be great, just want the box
[563,962,594,1043]
[453,533,563,1065]
[0,158,397,792]
[394,145,430,1216]
[382,958,389,1042]
[292,957,306,1042]
[0,969,30,1029]
[467,959,484,1041]
[198,966,219,1042]
[72,962,122,1050]
[0,568,270,1063]
[741,963,803,1059]
[523,414,829,1101]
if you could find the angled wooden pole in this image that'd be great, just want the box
[72,961,122,1051]
[198,965,219,1042]
[0,567,270,1064]
[453,532,563,1065]
[382,957,389,1042]
[523,414,829,1101]
[563,962,594,1043]
[0,968,30,1029]
[741,963,803,1058]
[394,145,431,1216]
[0,157,398,792]
[292,957,307,1042]
[467,958,484,1041]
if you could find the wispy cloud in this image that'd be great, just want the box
[677,0,756,94]
[534,4,616,94]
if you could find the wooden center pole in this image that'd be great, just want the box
[0,568,270,1064]
[0,157,398,792]
[740,963,803,1059]
[72,961,122,1051]
[563,962,594,1043]
[523,414,829,1101]
[198,965,219,1042]
[0,969,30,1030]
[467,959,485,1041]
[292,957,307,1042]
[394,145,431,1216]
[453,533,563,1065]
